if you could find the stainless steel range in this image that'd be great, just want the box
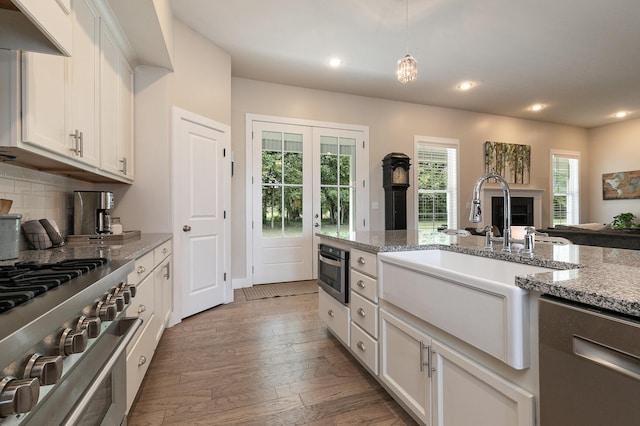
[0,258,140,425]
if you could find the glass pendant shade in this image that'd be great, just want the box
[397,54,417,84]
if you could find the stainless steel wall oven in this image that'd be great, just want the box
[317,244,349,304]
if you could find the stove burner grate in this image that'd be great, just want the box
[0,258,109,314]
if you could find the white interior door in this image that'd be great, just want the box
[173,108,231,318]
[252,121,313,284]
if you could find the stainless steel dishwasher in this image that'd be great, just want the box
[539,296,640,426]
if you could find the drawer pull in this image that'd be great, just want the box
[138,355,147,367]
[358,257,366,265]
[356,280,365,289]
[137,265,146,274]
[328,309,334,318]
[162,248,168,254]
[357,308,366,318]
[356,341,366,352]
[138,304,146,314]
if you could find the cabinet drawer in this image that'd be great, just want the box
[319,288,350,346]
[351,248,377,277]
[350,322,378,374]
[350,291,378,338]
[154,240,172,263]
[125,273,155,351]
[351,269,378,302]
[128,251,154,285]
[126,318,156,411]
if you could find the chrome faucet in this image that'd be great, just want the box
[469,172,512,252]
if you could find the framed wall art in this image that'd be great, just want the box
[602,170,640,199]
[484,141,531,184]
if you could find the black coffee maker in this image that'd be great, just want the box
[73,191,114,235]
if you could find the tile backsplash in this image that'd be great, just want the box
[0,163,93,248]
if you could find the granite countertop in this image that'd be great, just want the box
[319,230,640,317]
[0,233,172,266]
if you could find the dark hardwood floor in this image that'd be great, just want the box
[127,287,418,425]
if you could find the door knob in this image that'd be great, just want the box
[183,225,191,232]
[314,223,320,228]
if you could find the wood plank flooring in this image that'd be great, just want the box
[127,287,418,425]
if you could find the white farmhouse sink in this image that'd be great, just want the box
[378,249,555,369]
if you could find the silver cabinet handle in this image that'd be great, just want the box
[138,355,147,367]
[357,308,366,318]
[78,131,83,157]
[119,157,127,175]
[183,225,192,232]
[358,257,366,265]
[327,309,334,318]
[69,129,80,155]
[357,280,365,288]
[356,341,366,352]
[137,265,146,274]
[163,263,170,279]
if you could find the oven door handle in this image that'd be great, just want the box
[62,317,143,426]
[318,254,342,267]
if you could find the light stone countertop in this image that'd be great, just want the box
[0,233,172,266]
[319,230,640,318]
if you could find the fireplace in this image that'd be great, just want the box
[478,187,543,235]
[492,197,534,235]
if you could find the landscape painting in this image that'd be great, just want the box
[484,141,531,184]
[602,170,640,199]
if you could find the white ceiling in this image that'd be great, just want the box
[170,0,640,129]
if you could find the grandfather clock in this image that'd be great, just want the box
[382,152,411,230]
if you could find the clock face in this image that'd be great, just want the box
[392,167,408,184]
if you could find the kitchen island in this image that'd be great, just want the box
[317,230,640,426]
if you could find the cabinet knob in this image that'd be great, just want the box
[138,355,147,367]
[24,354,63,386]
[0,376,39,417]
[327,309,334,318]
[183,225,192,232]
[137,265,146,274]
[357,280,365,288]
[138,304,147,314]
[358,257,366,265]
[356,341,366,352]
[357,308,366,318]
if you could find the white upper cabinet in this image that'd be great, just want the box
[99,22,134,181]
[69,0,100,167]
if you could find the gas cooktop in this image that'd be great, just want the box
[0,258,109,314]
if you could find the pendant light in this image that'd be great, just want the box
[397,0,417,83]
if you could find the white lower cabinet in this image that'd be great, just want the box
[125,240,173,413]
[380,308,433,425]
[380,307,535,426]
[318,288,350,346]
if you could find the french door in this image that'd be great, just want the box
[250,117,369,285]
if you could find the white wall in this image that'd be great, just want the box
[588,118,640,223]
[104,18,231,233]
[230,77,589,281]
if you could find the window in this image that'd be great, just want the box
[551,150,580,226]
[414,137,459,232]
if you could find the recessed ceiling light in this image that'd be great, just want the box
[328,57,342,68]
[613,111,628,118]
[529,104,545,111]
[457,81,475,90]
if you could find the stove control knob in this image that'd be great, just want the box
[112,286,131,305]
[76,315,102,339]
[0,376,40,417]
[123,283,137,298]
[106,293,125,312]
[59,328,88,356]
[23,354,63,386]
[95,301,117,322]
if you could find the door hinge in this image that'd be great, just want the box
[252,221,254,229]
[363,218,366,227]
[224,211,226,219]
[362,180,366,188]
[362,140,365,149]
[223,148,226,157]
[224,272,227,281]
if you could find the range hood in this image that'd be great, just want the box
[0,0,71,56]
